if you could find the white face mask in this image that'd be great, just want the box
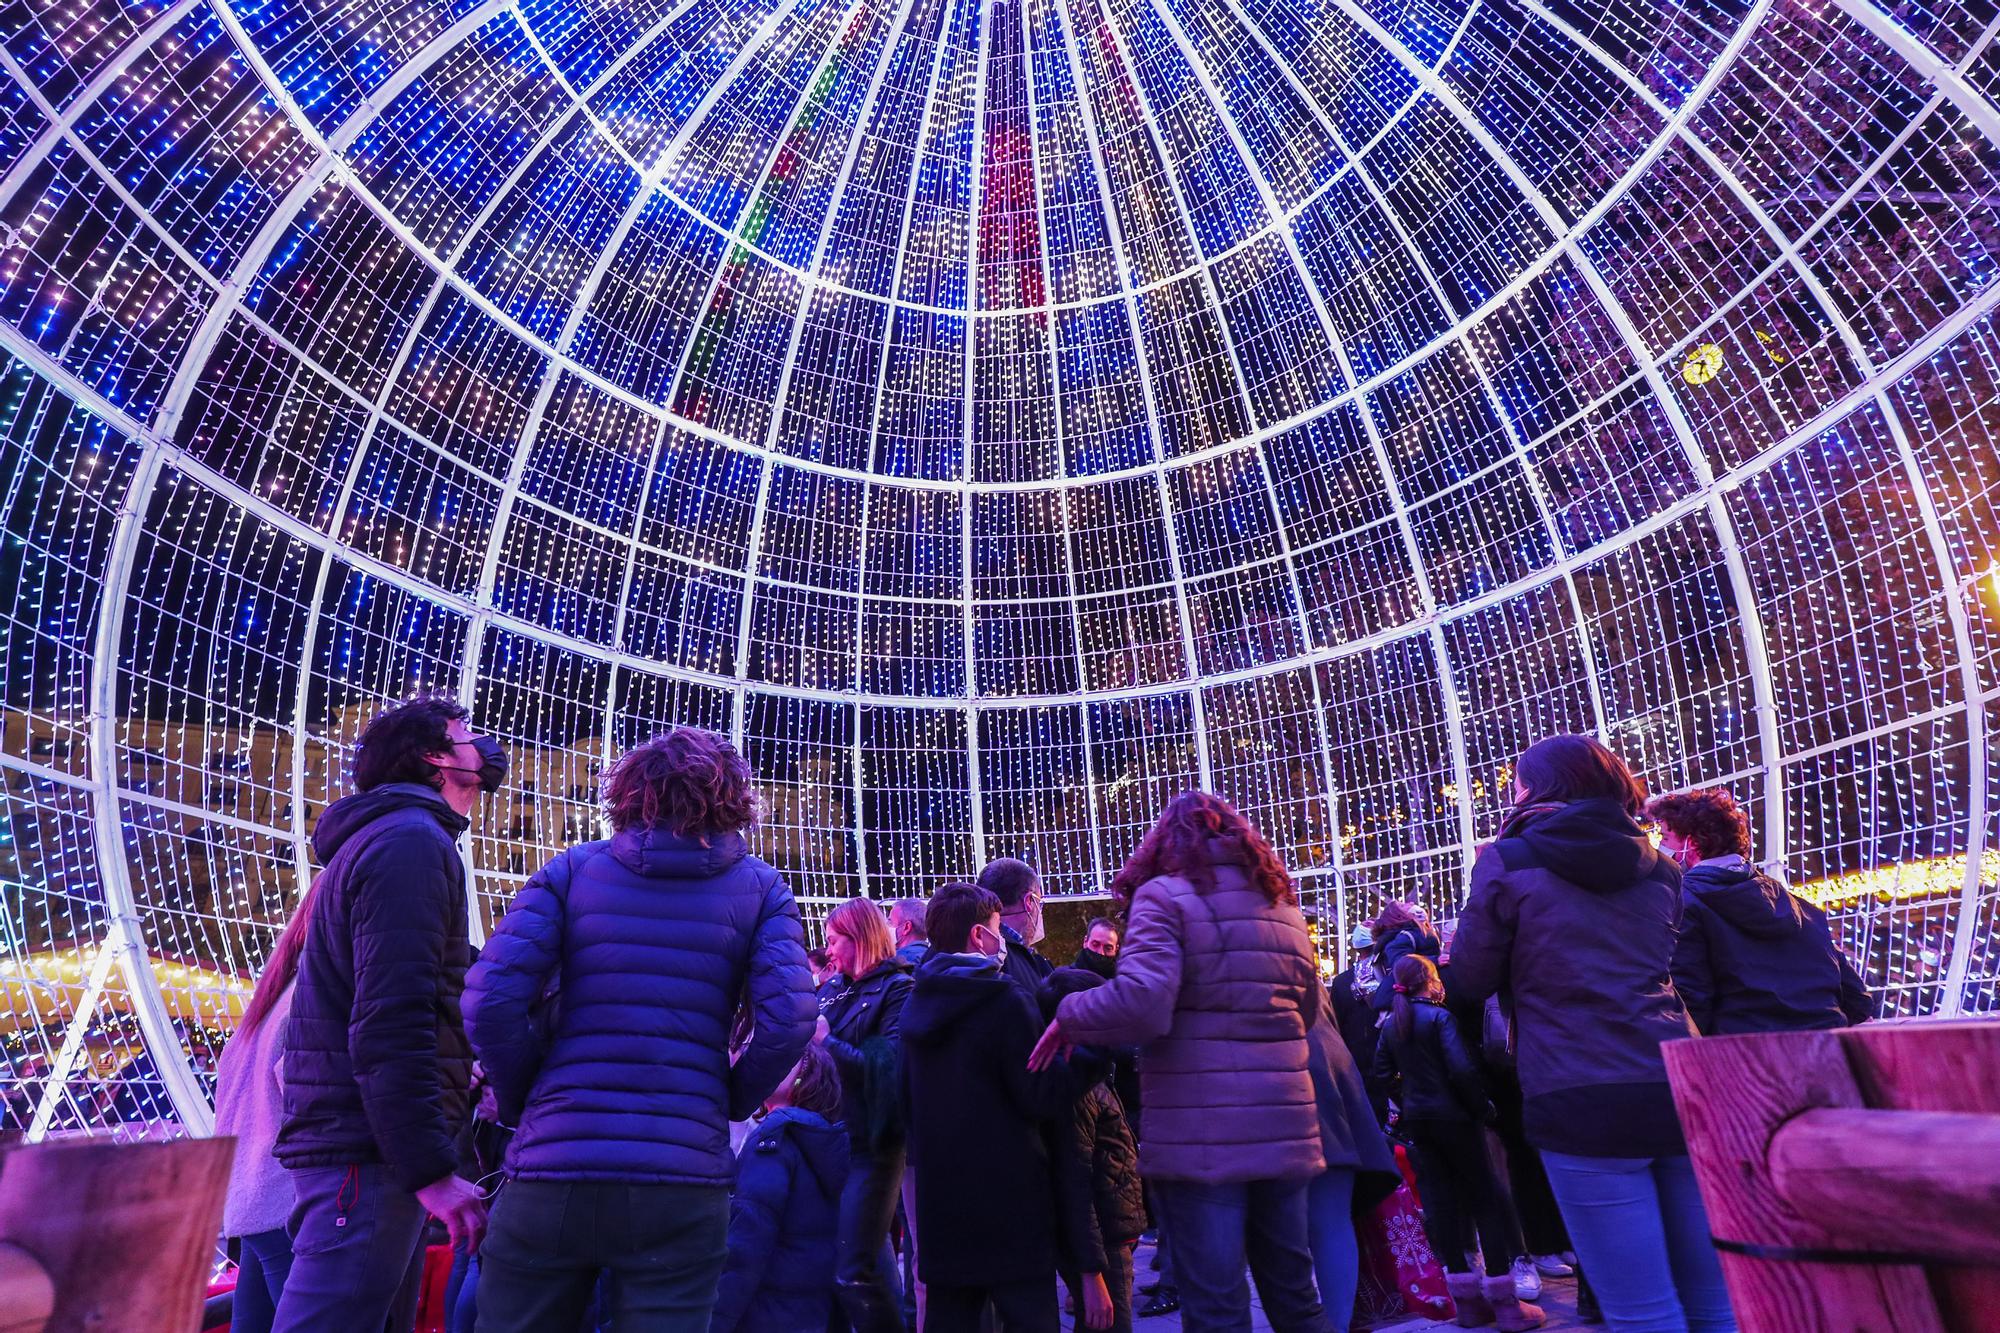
[977,923,1008,968]
[1009,896,1045,947]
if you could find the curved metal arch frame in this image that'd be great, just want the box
[8,0,1997,1132]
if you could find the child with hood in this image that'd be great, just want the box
[710,1045,851,1333]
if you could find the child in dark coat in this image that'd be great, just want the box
[1040,969,1147,1333]
[710,1045,851,1333]
[901,883,1102,1333]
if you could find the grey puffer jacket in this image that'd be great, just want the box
[1055,844,1324,1184]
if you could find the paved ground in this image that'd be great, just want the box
[1122,1238,1594,1332]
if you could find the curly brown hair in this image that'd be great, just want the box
[1109,791,1294,906]
[602,729,760,837]
[1645,788,1752,861]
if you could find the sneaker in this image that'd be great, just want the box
[1139,1288,1181,1317]
[1532,1254,1574,1279]
[1509,1256,1543,1301]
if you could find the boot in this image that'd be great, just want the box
[1481,1273,1547,1332]
[1445,1272,1494,1327]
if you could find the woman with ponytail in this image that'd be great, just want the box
[1373,955,1539,1330]
[214,878,318,1333]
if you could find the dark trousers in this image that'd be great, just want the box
[232,1228,295,1333]
[271,1163,428,1333]
[1490,1073,1570,1255]
[1151,1177,1331,1333]
[475,1179,729,1333]
[928,1276,1059,1332]
[1061,1240,1136,1333]
[1404,1119,1520,1277]
[836,1146,907,1333]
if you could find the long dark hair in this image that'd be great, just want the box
[1109,791,1294,906]
[1513,735,1647,818]
[1390,953,1444,1044]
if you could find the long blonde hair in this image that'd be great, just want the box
[825,898,895,978]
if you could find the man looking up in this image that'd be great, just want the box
[272,696,500,1332]
[976,857,1055,993]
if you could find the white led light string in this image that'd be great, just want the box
[8,0,2000,1136]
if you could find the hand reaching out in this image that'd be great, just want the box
[1027,1018,1073,1072]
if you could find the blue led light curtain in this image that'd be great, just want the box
[0,0,1997,1134]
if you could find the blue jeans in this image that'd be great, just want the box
[1541,1153,1736,1333]
[1306,1170,1357,1331]
[271,1163,428,1333]
[1152,1177,1333,1333]
[233,1228,294,1333]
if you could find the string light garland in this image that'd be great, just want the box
[0,0,1995,1139]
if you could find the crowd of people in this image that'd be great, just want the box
[210,698,1878,1333]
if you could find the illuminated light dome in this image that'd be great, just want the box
[0,0,1997,1132]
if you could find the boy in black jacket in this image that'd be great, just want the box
[901,883,1099,1332]
[1040,969,1146,1333]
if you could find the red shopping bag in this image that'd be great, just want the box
[1350,1145,1452,1327]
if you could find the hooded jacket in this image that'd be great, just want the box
[1054,845,1325,1184]
[1674,859,1877,1035]
[276,783,472,1191]
[1450,799,1697,1158]
[462,828,815,1184]
[1371,1000,1490,1124]
[1368,919,1441,1011]
[709,1107,851,1333]
[900,951,1095,1287]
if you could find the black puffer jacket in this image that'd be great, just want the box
[1451,799,1696,1158]
[276,783,472,1191]
[820,959,912,1152]
[1052,1079,1146,1276]
[1674,860,1877,1035]
[1372,1000,1490,1124]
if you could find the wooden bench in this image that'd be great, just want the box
[1664,1019,2000,1332]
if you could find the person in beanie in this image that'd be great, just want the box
[1646,787,1876,1035]
[272,697,497,1333]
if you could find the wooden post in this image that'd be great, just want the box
[1664,1029,1942,1332]
[1840,1020,2000,1328]
[1663,1020,2000,1333]
[0,1136,233,1333]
